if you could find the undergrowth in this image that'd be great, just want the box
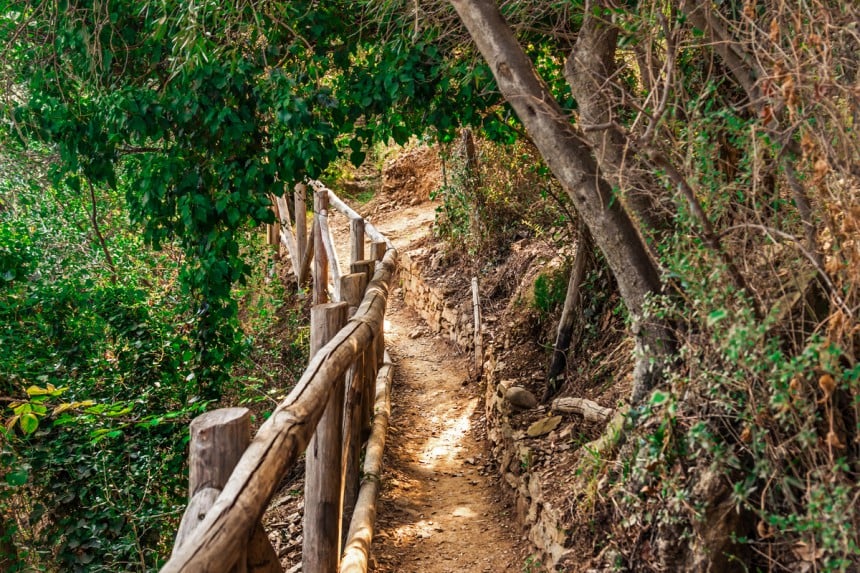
[0,145,307,571]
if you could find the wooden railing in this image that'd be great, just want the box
[161,183,396,573]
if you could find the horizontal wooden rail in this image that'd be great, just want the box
[161,247,397,573]
[340,353,393,573]
[309,180,392,249]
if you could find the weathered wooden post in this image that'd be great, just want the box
[313,189,330,304]
[340,273,367,316]
[349,260,374,285]
[348,258,378,439]
[173,408,281,573]
[370,241,386,264]
[340,361,394,573]
[175,409,249,556]
[318,213,342,301]
[267,197,281,247]
[339,272,368,545]
[369,241,387,374]
[295,183,308,275]
[349,218,365,265]
[472,277,483,378]
[304,302,349,573]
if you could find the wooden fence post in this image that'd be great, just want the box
[340,361,394,573]
[339,273,368,545]
[472,277,483,378]
[318,213,342,301]
[304,302,349,573]
[174,408,281,573]
[370,241,386,264]
[369,243,387,376]
[313,189,330,304]
[349,218,365,265]
[296,183,310,285]
[267,197,281,247]
[339,273,367,316]
[350,260,374,286]
[361,341,378,442]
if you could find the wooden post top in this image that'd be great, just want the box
[189,407,250,434]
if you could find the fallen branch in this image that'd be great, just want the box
[552,397,614,423]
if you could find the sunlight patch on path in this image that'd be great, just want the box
[417,398,478,466]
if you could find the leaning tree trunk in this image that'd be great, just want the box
[564,0,672,241]
[449,0,673,401]
[544,226,592,400]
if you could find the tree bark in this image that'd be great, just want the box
[449,0,673,401]
[545,227,592,397]
[564,1,671,239]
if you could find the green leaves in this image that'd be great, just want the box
[19,413,38,435]
[649,390,670,407]
[4,467,29,487]
[707,308,728,327]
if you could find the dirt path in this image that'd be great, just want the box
[326,202,529,572]
[373,299,525,572]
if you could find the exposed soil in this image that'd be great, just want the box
[371,296,526,573]
[365,202,530,572]
[263,168,535,571]
[262,144,630,572]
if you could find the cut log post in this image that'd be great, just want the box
[186,408,250,510]
[551,397,614,423]
[318,212,342,301]
[471,277,483,378]
[341,350,365,548]
[299,227,315,288]
[340,273,368,316]
[313,190,330,304]
[304,302,349,573]
[269,197,281,247]
[296,184,309,284]
[370,241,386,264]
[349,218,365,265]
[350,260,375,286]
[361,343,377,441]
[339,272,369,542]
[174,408,280,572]
[340,362,394,573]
[374,325,384,378]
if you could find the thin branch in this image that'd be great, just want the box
[85,178,118,284]
[720,223,851,320]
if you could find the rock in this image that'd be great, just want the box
[408,327,424,339]
[526,416,563,438]
[505,386,538,410]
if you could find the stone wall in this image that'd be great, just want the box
[398,249,476,351]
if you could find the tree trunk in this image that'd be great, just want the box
[564,0,671,239]
[449,0,673,401]
[545,227,592,398]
